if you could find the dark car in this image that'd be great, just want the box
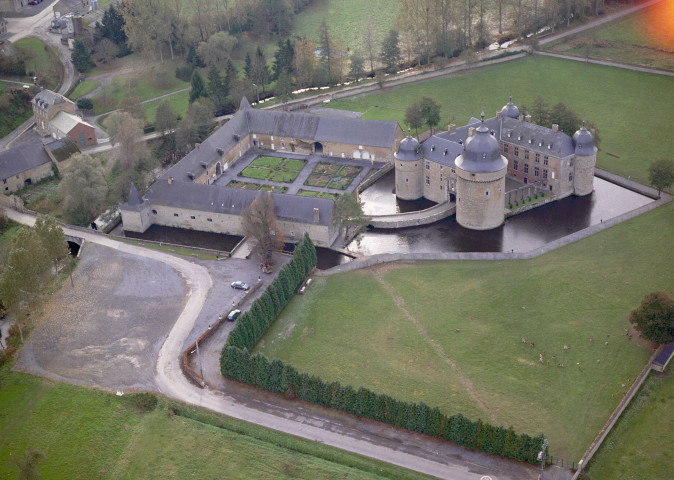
[27,1,37,5]
[231,281,250,291]
[227,309,241,321]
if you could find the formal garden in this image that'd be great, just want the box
[239,157,307,183]
[227,180,288,193]
[304,162,362,190]
[297,190,338,200]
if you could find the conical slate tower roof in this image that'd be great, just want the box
[456,114,508,173]
[572,121,596,156]
[239,96,251,111]
[124,183,143,211]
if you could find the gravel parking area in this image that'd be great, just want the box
[15,242,187,391]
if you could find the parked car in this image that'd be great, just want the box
[27,1,37,5]
[231,281,249,291]
[227,309,241,321]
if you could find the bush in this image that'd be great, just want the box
[175,65,194,82]
[77,98,93,110]
[629,291,674,344]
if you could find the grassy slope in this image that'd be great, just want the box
[545,2,674,71]
[0,366,433,480]
[142,90,190,124]
[14,37,52,75]
[327,55,674,185]
[69,79,101,99]
[586,370,674,479]
[291,0,401,52]
[256,202,674,460]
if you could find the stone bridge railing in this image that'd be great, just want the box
[369,201,456,229]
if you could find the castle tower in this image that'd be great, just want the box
[455,114,508,230]
[120,183,152,233]
[500,95,520,119]
[394,131,424,200]
[572,121,597,196]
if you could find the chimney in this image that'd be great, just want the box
[525,114,531,123]
[448,124,456,133]
[468,127,476,137]
[518,114,524,122]
[552,123,559,132]
[496,111,502,119]
[313,207,320,223]
[168,176,174,184]
[591,128,596,137]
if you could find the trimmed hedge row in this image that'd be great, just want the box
[220,234,545,464]
[225,233,317,351]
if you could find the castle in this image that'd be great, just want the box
[394,97,596,229]
[121,96,596,246]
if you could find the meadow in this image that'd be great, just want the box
[0,365,434,480]
[255,201,674,461]
[327,55,674,186]
[545,1,674,71]
[586,370,674,479]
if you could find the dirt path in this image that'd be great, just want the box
[370,265,499,424]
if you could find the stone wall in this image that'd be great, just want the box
[423,160,456,203]
[2,161,54,194]
[395,159,423,200]
[456,167,506,230]
[573,153,595,196]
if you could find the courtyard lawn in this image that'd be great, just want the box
[297,189,338,200]
[240,157,307,183]
[545,2,674,71]
[255,202,674,461]
[291,0,400,53]
[586,370,674,480]
[0,366,432,480]
[327,56,674,186]
[69,79,101,100]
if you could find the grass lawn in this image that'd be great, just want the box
[91,60,189,114]
[297,189,338,200]
[291,0,401,55]
[0,366,433,480]
[545,2,674,71]
[240,157,306,183]
[13,37,62,90]
[15,177,64,220]
[69,79,100,99]
[327,56,674,186]
[586,369,674,480]
[255,201,674,461]
[143,90,190,124]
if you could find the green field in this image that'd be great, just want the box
[0,366,432,480]
[291,0,400,54]
[255,201,674,461]
[143,90,190,124]
[586,369,674,479]
[545,2,674,71]
[327,56,674,186]
[13,37,62,90]
[69,79,101,99]
[297,189,338,200]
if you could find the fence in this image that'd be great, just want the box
[549,456,575,471]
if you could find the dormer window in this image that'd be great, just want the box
[508,132,512,138]
[482,153,487,159]
[430,146,435,152]
[528,138,533,143]
[458,140,463,145]
[443,149,448,156]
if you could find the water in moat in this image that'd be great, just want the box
[350,174,653,256]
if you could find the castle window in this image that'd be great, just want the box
[524,163,529,174]
[503,144,509,153]
[2,179,5,184]
[513,160,519,170]
[543,169,548,179]
[570,159,575,167]
[406,178,408,183]
[174,213,179,217]
[190,215,196,219]
[543,156,549,166]
[425,176,430,185]
[451,169,455,174]
[534,167,540,177]
[207,218,213,222]
[535,153,540,163]
[485,191,489,196]
[514,146,519,156]
[524,150,529,160]
[569,173,573,182]
[152,209,157,214]
[425,161,430,170]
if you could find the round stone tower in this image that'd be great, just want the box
[500,95,520,119]
[572,121,597,196]
[455,115,508,230]
[394,131,424,201]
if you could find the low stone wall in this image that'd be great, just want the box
[357,163,394,193]
[369,202,456,229]
[505,195,556,218]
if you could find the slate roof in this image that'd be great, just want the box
[0,141,52,180]
[163,99,400,183]
[499,117,575,158]
[138,180,333,227]
[456,119,508,174]
[33,89,70,110]
[395,134,422,162]
[653,343,674,369]
[420,135,462,167]
[125,183,143,211]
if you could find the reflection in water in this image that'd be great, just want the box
[124,225,243,252]
[359,170,436,215]
[350,177,653,255]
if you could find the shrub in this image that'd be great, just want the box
[175,65,194,82]
[77,98,93,110]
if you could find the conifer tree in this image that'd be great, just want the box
[189,70,207,103]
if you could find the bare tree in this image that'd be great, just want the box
[362,17,377,73]
[242,193,284,264]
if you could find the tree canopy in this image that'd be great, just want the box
[629,291,674,344]
[648,159,674,197]
[334,194,369,239]
[380,30,401,74]
[71,39,94,73]
[59,154,108,226]
[242,193,284,264]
